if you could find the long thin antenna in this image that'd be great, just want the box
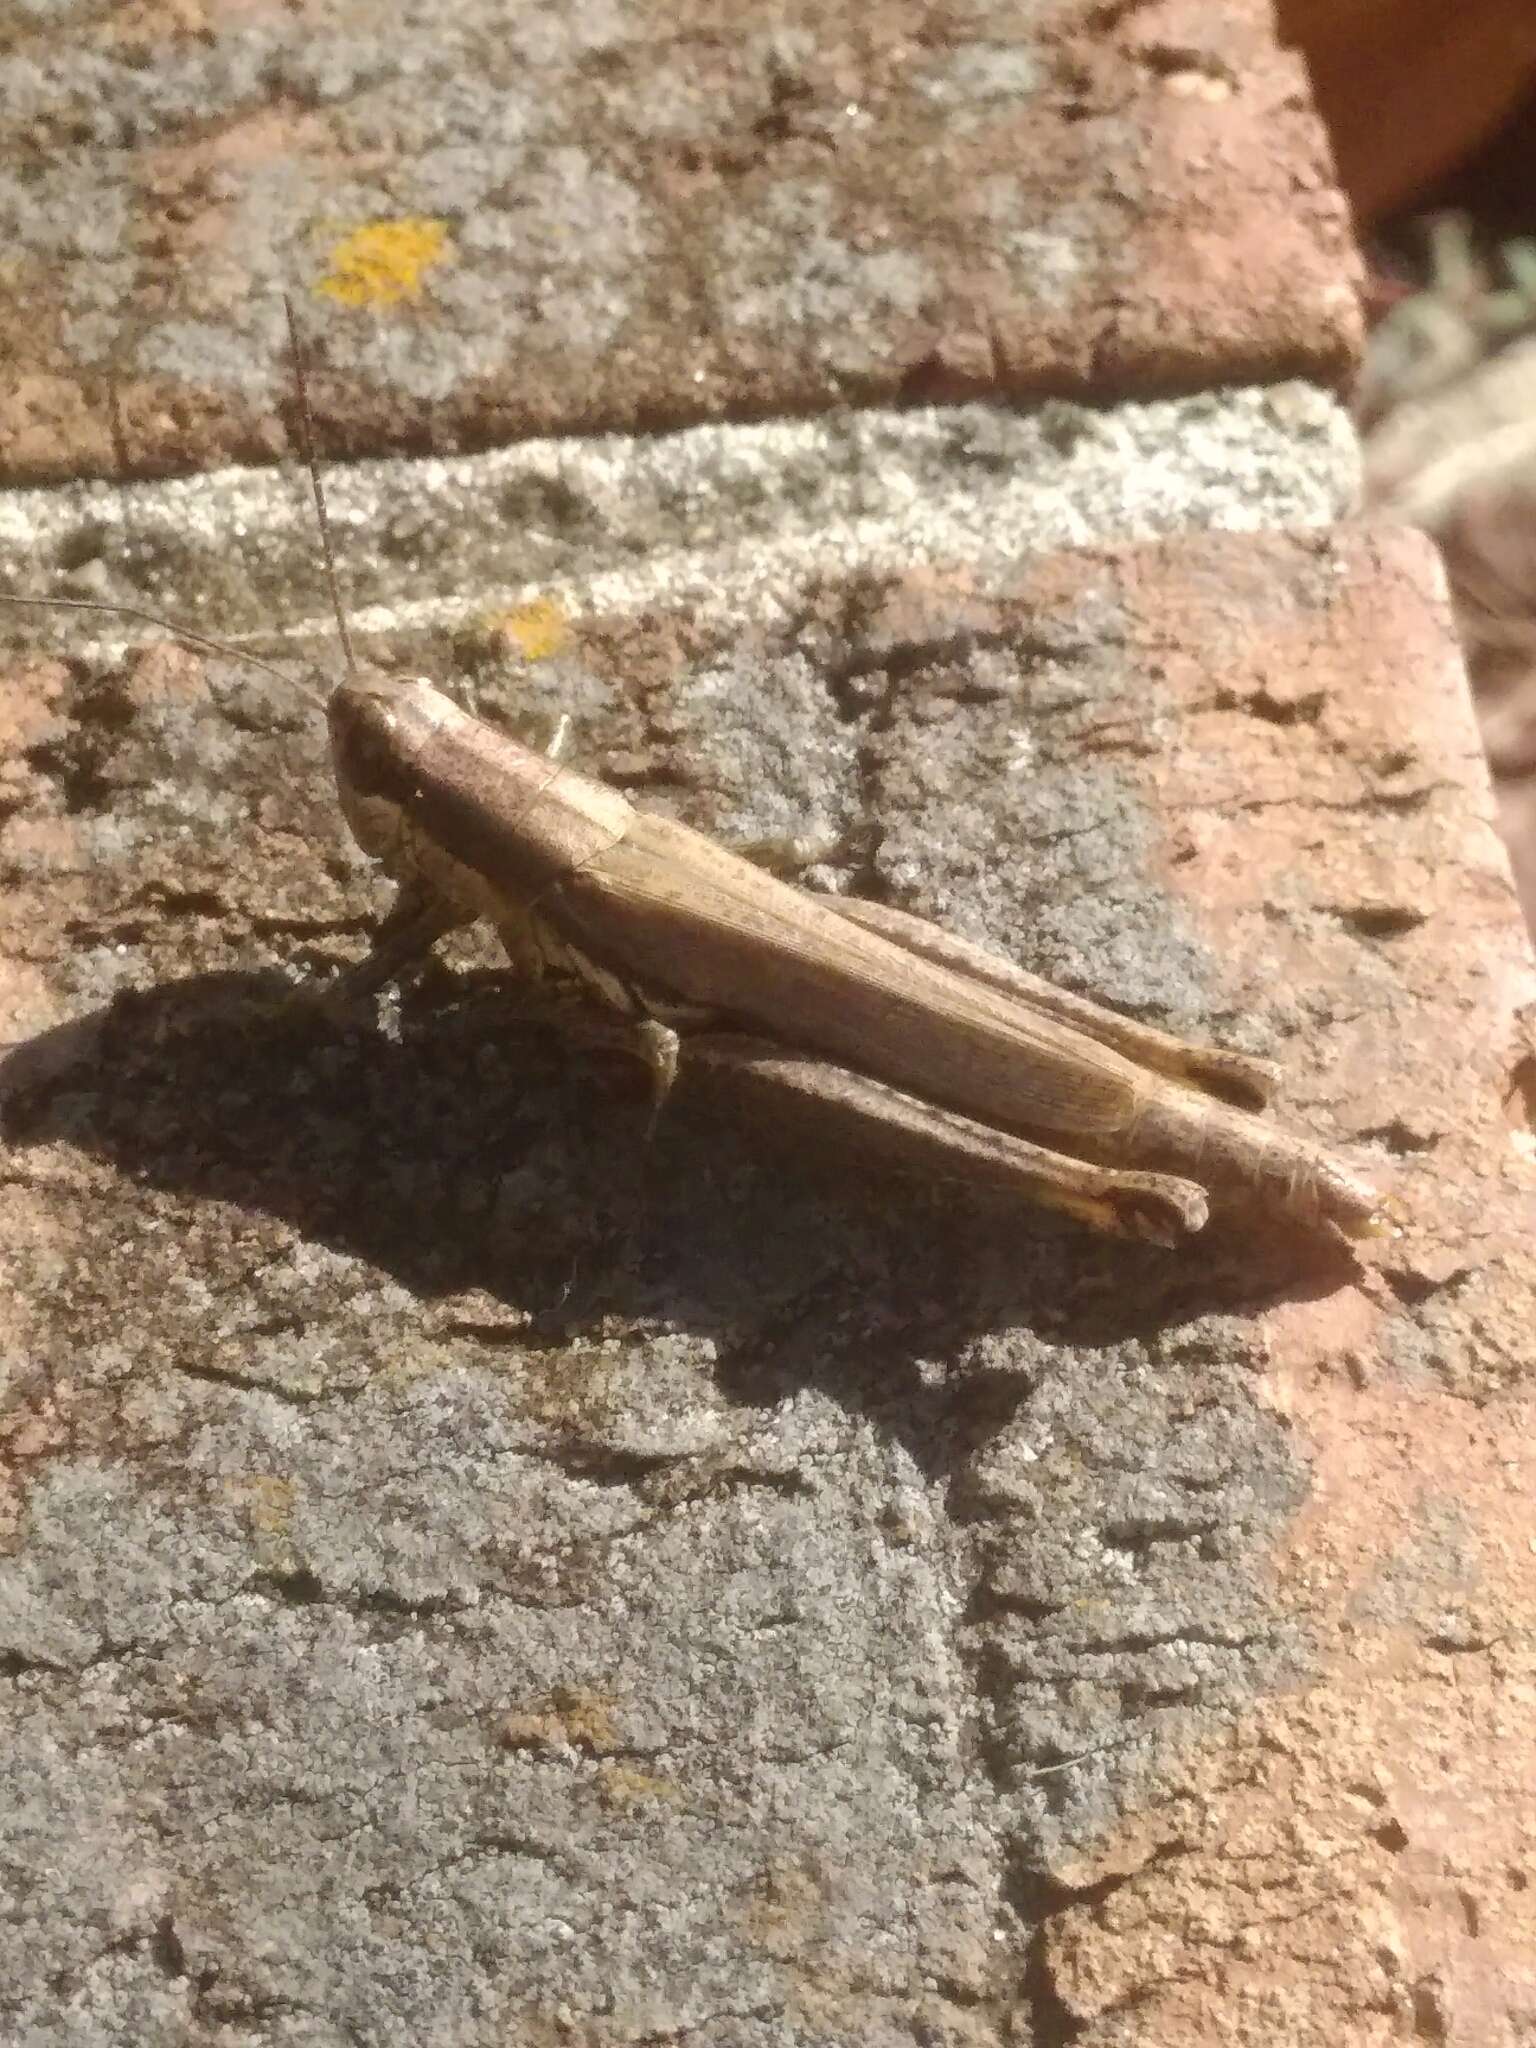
[282,292,357,680]
[0,592,325,709]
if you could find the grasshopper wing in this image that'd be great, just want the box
[547,811,1139,1143]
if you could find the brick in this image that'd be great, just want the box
[2,520,1532,2043]
[1,4,1527,2038]
[0,0,1360,482]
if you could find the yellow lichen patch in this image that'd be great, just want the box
[481,597,572,661]
[315,217,452,309]
[595,1762,684,1812]
[224,1474,295,1536]
[735,1859,829,1957]
[500,1684,620,1755]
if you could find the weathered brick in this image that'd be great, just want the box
[0,0,1358,482]
[2,520,1532,2044]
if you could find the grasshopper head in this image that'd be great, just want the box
[326,671,457,873]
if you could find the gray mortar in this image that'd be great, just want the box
[2,387,1358,664]
[3,390,1363,2045]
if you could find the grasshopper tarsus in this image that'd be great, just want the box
[326,883,464,1006]
[634,1017,682,1134]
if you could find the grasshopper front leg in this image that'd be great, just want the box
[676,1033,1210,1246]
[321,881,466,1006]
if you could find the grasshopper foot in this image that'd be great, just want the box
[634,1018,681,1136]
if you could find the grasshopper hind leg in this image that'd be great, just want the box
[678,1034,1211,1246]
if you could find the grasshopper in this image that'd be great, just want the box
[323,666,1387,1248]
[4,309,1389,1249]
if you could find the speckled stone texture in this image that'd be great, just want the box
[3,3,1534,2044]
[4,512,1534,2043]
[0,0,1359,480]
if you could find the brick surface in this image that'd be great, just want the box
[4,4,1530,2042]
[0,0,1360,482]
[3,520,1532,2043]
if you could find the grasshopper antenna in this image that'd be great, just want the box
[0,592,324,707]
[2,312,337,713]
[282,292,357,682]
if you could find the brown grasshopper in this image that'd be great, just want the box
[4,308,1389,1249]
[322,666,1387,1248]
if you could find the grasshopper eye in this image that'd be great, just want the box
[327,680,413,805]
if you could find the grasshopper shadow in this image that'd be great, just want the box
[3,968,1361,1475]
